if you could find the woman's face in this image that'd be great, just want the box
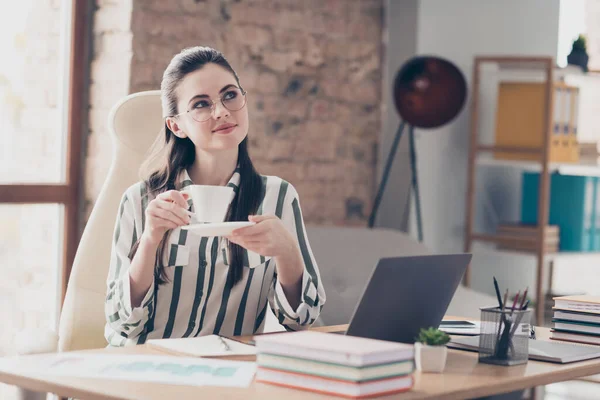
[167,63,249,152]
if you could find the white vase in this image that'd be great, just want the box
[415,342,448,373]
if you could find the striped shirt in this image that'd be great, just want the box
[104,169,325,347]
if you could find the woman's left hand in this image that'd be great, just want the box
[227,214,299,260]
[229,214,304,309]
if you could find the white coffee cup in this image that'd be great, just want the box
[182,185,235,223]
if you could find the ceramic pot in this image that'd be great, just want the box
[415,342,447,373]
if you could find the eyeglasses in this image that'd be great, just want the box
[172,87,247,122]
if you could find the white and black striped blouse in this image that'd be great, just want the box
[104,169,326,347]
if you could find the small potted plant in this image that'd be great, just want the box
[567,34,589,72]
[414,327,451,373]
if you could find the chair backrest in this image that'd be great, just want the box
[305,226,429,326]
[58,91,163,351]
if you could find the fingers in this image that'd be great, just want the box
[157,199,191,224]
[157,190,189,208]
[146,210,179,230]
[150,203,190,226]
[232,221,268,237]
[227,235,265,253]
[248,214,276,223]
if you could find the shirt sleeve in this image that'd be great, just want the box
[268,182,326,331]
[104,191,154,346]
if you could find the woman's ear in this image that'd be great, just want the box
[166,117,187,139]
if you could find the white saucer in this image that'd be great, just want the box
[181,221,255,237]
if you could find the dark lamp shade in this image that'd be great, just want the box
[393,56,467,128]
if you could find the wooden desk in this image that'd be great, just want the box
[2,325,600,400]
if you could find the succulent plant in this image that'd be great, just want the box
[416,327,451,346]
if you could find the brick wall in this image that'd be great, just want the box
[85,0,133,219]
[86,0,384,226]
[586,0,600,70]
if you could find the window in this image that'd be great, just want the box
[0,1,89,398]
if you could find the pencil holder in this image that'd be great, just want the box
[478,306,531,366]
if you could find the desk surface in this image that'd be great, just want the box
[2,324,600,400]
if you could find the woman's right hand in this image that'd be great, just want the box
[142,190,191,246]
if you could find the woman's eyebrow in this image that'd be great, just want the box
[187,84,237,105]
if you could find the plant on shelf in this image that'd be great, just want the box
[414,327,450,373]
[567,34,589,72]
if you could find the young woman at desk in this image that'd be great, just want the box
[104,46,326,346]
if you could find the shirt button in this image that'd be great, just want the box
[201,260,208,267]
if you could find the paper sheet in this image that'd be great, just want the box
[20,353,256,387]
[147,335,257,357]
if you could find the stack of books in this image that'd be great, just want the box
[253,331,415,398]
[551,295,600,345]
[496,223,559,253]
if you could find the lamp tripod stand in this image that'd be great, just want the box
[365,56,467,244]
[368,121,423,243]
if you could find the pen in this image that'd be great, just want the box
[493,277,503,310]
[217,336,231,352]
[519,287,529,310]
[510,290,521,317]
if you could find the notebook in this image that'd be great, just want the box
[147,335,256,357]
[448,336,600,364]
[256,353,414,382]
[256,367,414,399]
[253,331,414,367]
[554,295,600,314]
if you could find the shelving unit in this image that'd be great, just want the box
[463,56,563,325]
[477,156,600,177]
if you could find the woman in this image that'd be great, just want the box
[104,46,325,346]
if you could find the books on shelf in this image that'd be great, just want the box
[579,142,600,164]
[253,331,415,398]
[495,223,560,252]
[551,295,600,346]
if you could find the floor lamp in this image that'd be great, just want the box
[368,56,467,242]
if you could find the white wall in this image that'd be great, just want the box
[375,0,419,231]
[413,0,561,297]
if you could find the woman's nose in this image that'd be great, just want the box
[212,101,230,119]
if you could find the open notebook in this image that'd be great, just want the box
[147,335,256,357]
[449,336,600,364]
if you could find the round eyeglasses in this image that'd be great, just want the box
[172,87,247,123]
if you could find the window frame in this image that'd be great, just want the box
[0,0,92,308]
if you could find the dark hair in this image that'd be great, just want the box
[132,46,264,287]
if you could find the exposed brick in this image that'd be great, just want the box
[266,138,296,161]
[294,121,343,161]
[232,24,273,55]
[261,50,303,73]
[94,3,132,32]
[84,0,383,228]
[95,32,133,56]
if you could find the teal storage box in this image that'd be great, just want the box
[521,172,600,251]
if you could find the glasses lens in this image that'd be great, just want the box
[222,88,246,111]
[190,107,212,122]
[188,88,246,122]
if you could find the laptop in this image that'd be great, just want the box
[333,253,472,344]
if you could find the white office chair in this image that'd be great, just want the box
[58,90,286,354]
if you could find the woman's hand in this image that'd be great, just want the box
[229,214,304,308]
[142,190,191,246]
[227,215,298,259]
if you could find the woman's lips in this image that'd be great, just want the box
[213,124,237,134]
